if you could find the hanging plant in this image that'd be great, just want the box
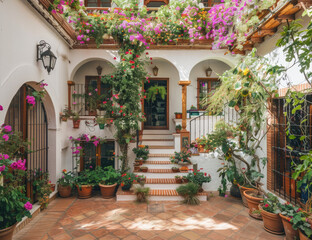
[146,85,167,103]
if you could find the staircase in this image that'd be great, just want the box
[116,130,208,201]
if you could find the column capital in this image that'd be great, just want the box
[178,81,191,86]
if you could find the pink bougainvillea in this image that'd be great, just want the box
[26,95,36,106]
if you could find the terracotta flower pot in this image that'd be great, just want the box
[175,113,182,119]
[140,167,148,172]
[238,184,255,208]
[279,214,299,240]
[99,183,117,199]
[175,178,183,184]
[243,190,264,220]
[259,205,284,235]
[50,184,56,192]
[73,119,80,129]
[134,166,140,172]
[0,223,17,240]
[299,229,309,240]
[172,168,180,173]
[58,185,72,198]
[76,185,92,199]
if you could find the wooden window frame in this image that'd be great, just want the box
[197,78,219,111]
[144,0,169,6]
[84,0,111,7]
[80,140,115,171]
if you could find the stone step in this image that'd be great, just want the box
[149,148,175,154]
[134,183,182,190]
[142,134,173,140]
[133,171,189,179]
[143,130,172,135]
[142,140,174,146]
[148,154,174,159]
[149,146,174,149]
[142,162,192,169]
[116,188,208,201]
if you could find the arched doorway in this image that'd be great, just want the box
[5,84,48,201]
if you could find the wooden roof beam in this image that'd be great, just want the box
[251,37,264,44]
[275,14,296,22]
[243,43,254,51]
[258,28,277,36]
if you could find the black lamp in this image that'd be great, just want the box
[37,40,57,74]
[205,66,212,77]
[153,65,159,76]
[96,65,103,76]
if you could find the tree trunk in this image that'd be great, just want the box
[120,143,129,173]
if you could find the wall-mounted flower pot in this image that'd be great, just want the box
[99,183,117,199]
[243,190,264,220]
[175,113,182,119]
[98,123,105,130]
[259,205,284,235]
[0,223,17,240]
[58,185,72,198]
[76,185,92,199]
[73,119,80,129]
[279,213,299,240]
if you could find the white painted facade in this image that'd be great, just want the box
[0,0,305,193]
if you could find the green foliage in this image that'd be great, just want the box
[74,169,97,187]
[146,86,167,103]
[134,186,150,203]
[32,170,52,209]
[186,171,211,186]
[170,151,192,164]
[176,182,200,205]
[95,116,107,124]
[57,170,75,187]
[120,172,138,187]
[132,145,149,161]
[93,166,121,185]
[175,124,182,130]
[261,193,280,214]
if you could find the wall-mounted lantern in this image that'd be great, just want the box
[37,40,57,74]
[96,65,103,76]
[153,65,159,76]
[205,66,213,77]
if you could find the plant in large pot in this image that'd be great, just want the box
[176,182,200,205]
[289,208,312,240]
[185,170,211,192]
[57,169,74,198]
[120,172,138,191]
[74,169,95,199]
[95,166,121,199]
[96,116,107,130]
[259,193,284,235]
[278,202,300,240]
[133,145,149,163]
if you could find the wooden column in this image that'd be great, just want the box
[67,81,75,111]
[178,81,191,151]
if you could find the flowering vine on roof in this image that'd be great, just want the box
[50,0,277,50]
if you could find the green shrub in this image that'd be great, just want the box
[176,182,200,205]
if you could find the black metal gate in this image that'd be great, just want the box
[5,84,48,201]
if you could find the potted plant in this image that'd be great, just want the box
[74,169,95,199]
[259,193,284,235]
[134,162,141,172]
[60,106,71,122]
[57,169,74,198]
[49,182,56,192]
[278,203,300,240]
[72,111,80,129]
[176,182,200,205]
[137,175,146,186]
[175,124,182,133]
[170,151,192,165]
[187,105,200,117]
[133,145,149,163]
[185,170,211,192]
[182,176,189,183]
[146,85,167,103]
[174,112,182,119]
[243,190,264,220]
[33,170,52,210]
[172,167,180,173]
[140,166,148,172]
[180,166,189,172]
[175,175,183,184]
[134,186,150,203]
[96,116,107,130]
[120,173,138,191]
[95,166,121,199]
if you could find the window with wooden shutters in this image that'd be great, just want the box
[197,78,219,110]
[84,0,111,7]
[144,0,169,8]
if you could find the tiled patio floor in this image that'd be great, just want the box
[14,194,284,240]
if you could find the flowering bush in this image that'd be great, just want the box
[120,172,138,187]
[0,123,32,229]
[57,169,75,187]
[186,169,211,186]
[170,151,192,164]
[261,193,280,214]
[132,145,149,161]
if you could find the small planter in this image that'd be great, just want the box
[98,123,105,130]
[299,229,309,240]
[137,177,146,186]
[182,177,189,183]
[76,185,92,199]
[172,168,180,173]
[58,185,72,198]
[121,184,132,191]
[106,118,114,125]
[175,178,183,184]
[176,129,181,133]
[180,166,189,173]
[50,184,56,192]
[73,119,81,129]
[243,190,264,220]
[61,117,68,122]
[136,159,144,165]
[238,184,255,208]
[198,186,204,193]
[279,213,299,240]
[259,205,284,235]
[175,113,182,119]
[188,110,200,117]
[99,183,117,199]
[198,145,205,153]
[140,167,148,172]
[134,165,141,172]
[0,223,17,240]
[230,184,241,198]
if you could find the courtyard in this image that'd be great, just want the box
[14,196,283,240]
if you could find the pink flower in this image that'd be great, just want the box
[10,159,26,171]
[0,165,5,172]
[0,105,3,111]
[224,194,228,198]
[26,95,36,106]
[264,204,269,208]
[24,202,33,211]
[2,134,9,141]
[3,125,12,132]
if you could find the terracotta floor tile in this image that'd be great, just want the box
[52,233,72,240]
[98,234,120,240]
[181,231,201,240]
[91,228,110,238]
[73,234,95,240]
[112,229,132,238]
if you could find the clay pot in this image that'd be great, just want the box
[279,214,299,240]
[76,185,92,199]
[243,190,264,220]
[0,223,17,240]
[73,119,80,129]
[175,178,183,184]
[259,205,284,235]
[61,117,68,122]
[238,184,255,208]
[50,184,56,192]
[58,185,72,198]
[99,183,117,199]
[140,167,148,172]
[134,166,140,172]
[175,113,182,119]
[230,184,241,198]
[299,229,309,240]
[172,168,180,173]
